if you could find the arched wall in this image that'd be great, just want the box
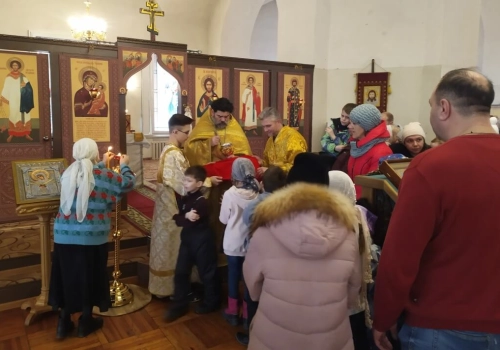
[208,0,266,58]
[250,1,278,61]
[209,0,485,150]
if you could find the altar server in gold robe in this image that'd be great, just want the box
[257,107,308,176]
[184,97,252,166]
[149,114,196,298]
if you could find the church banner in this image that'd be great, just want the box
[0,50,52,223]
[277,72,312,150]
[187,66,230,123]
[356,72,390,112]
[59,54,120,162]
[70,58,111,142]
[0,51,41,144]
[279,73,307,132]
[233,69,269,138]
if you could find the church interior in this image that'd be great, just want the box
[0,0,499,349]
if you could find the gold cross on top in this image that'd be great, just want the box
[139,1,164,39]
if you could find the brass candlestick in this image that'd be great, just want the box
[94,151,151,316]
[109,197,134,307]
[109,153,133,307]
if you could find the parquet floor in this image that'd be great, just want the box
[0,292,246,350]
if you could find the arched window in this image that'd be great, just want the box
[152,54,180,134]
[125,54,181,136]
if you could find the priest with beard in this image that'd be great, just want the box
[184,97,253,265]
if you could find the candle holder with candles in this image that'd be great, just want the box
[106,149,134,308]
[93,148,151,316]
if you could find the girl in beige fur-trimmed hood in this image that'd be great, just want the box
[243,181,362,350]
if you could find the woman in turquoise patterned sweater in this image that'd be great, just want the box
[49,138,135,339]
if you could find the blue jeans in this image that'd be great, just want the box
[226,255,244,299]
[400,324,500,350]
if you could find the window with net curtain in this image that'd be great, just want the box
[152,54,180,134]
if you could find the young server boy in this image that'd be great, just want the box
[165,165,220,322]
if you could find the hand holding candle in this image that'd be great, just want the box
[119,153,130,166]
[104,146,114,168]
[106,146,114,157]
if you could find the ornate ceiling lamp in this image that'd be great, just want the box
[68,1,107,42]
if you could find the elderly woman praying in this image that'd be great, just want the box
[48,138,135,340]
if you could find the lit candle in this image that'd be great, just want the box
[106,146,112,168]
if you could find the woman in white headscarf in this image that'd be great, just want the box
[329,170,373,350]
[48,138,136,340]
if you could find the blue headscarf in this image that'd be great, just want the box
[231,158,260,193]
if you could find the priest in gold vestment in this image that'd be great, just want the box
[257,107,307,175]
[183,98,252,263]
[184,98,252,166]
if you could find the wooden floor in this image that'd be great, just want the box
[0,294,246,350]
[0,160,245,349]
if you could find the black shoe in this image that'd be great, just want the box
[164,305,189,323]
[190,293,201,303]
[77,316,103,338]
[56,318,75,340]
[169,292,200,303]
[223,311,239,326]
[236,332,249,346]
[195,303,219,314]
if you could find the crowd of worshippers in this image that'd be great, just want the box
[49,68,500,350]
[320,102,500,182]
[152,70,500,350]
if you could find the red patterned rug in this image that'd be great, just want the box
[143,159,158,191]
[123,186,156,236]
[143,159,158,181]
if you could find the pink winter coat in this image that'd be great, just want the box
[243,183,362,350]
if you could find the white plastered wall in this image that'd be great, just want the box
[212,0,484,150]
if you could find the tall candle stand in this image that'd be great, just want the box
[95,150,151,316]
[109,153,133,307]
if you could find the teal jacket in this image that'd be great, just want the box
[53,162,135,246]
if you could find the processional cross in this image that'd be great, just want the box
[139,0,164,41]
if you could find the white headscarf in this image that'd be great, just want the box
[328,171,356,205]
[60,138,99,222]
[328,169,374,327]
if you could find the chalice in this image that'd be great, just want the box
[220,143,234,157]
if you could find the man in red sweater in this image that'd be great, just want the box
[373,68,500,350]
